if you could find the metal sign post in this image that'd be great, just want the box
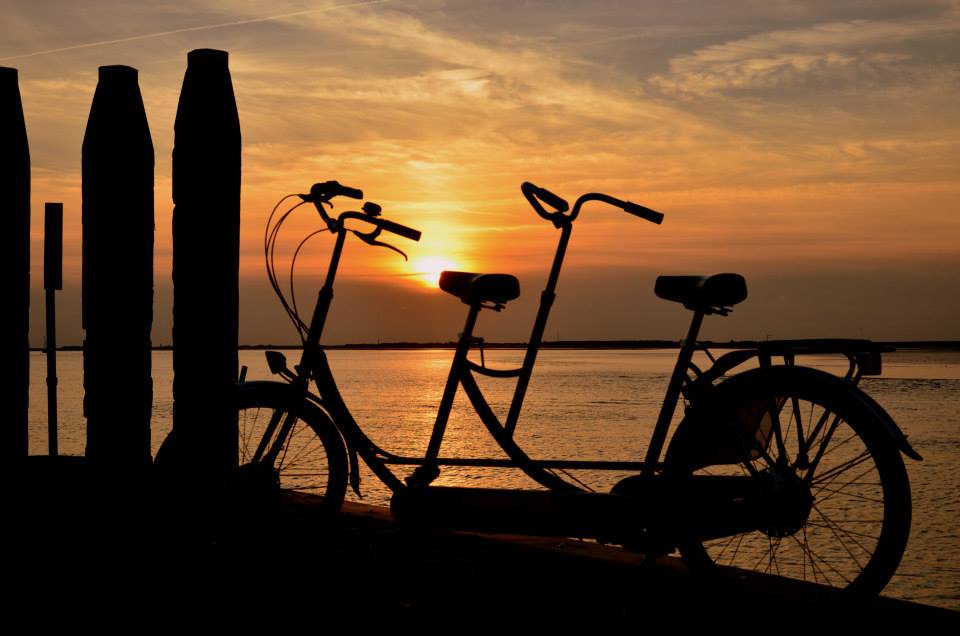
[45,202,62,456]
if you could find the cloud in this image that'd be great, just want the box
[0,0,394,62]
[650,8,960,95]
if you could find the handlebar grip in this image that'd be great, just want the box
[337,184,363,199]
[623,200,664,224]
[310,180,364,201]
[521,181,570,226]
[533,184,569,213]
[377,218,422,241]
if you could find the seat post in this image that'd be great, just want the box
[417,303,481,475]
[642,309,705,473]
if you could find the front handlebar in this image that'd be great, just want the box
[521,181,664,227]
[310,180,363,201]
[299,180,421,242]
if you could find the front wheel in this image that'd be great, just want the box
[665,366,911,596]
[233,381,348,518]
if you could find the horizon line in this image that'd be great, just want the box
[31,339,960,352]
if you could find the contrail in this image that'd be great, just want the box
[0,0,392,62]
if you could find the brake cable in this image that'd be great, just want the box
[289,227,330,330]
[265,196,312,340]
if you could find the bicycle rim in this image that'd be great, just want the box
[234,383,347,512]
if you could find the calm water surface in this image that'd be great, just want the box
[26,348,960,609]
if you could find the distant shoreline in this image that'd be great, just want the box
[34,340,960,352]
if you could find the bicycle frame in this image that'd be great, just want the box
[267,193,918,498]
[277,208,712,497]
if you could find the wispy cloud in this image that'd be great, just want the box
[0,0,393,62]
[650,8,960,95]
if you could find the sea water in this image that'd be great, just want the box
[25,348,960,609]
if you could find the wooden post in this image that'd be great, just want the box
[0,67,30,460]
[158,49,240,482]
[45,202,63,457]
[81,65,154,471]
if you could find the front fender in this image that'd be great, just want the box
[304,391,363,496]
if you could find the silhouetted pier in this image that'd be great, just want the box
[5,457,955,630]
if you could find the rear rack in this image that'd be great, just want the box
[695,338,893,386]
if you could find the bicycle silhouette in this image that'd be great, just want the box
[235,180,920,596]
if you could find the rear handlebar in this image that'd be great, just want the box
[521,181,664,227]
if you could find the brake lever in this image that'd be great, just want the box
[352,228,409,261]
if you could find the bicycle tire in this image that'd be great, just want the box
[232,381,348,517]
[664,365,911,596]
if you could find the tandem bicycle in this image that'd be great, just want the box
[234,180,920,596]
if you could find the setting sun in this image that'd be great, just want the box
[411,256,458,288]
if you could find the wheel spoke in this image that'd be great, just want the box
[804,521,879,541]
[805,412,842,478]
[277,423,294,470]
[791,396,806,463]
[801,405,831,457]
[812,484,884,505]
[802,526,816,583]
[764,395,789,467]
[811,504,869,567]
[712,533,741,562]
[790,533,851,584]
[817,431,861,460]
[764,536,782,575]
[810,449,872,486]
[729,532,746,564]
[282,424,320,468]
[812,464,879,505]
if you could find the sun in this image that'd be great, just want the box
[411,256,458,288]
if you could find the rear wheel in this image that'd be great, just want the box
[665,366,911,595]
[233,382,348,518]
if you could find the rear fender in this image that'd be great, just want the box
[670,366,922,470]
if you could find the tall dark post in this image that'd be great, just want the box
[45,202,63,457]
[158,49,240,482]
[0,67,30,460]
[82,65,154,472]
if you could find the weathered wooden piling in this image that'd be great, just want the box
[0,67,30,460]
[158,49,241,481]
[81,65,154,470]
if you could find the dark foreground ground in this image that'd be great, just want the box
[5,457,957,632]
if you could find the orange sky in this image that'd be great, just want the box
[5,0,959,344]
